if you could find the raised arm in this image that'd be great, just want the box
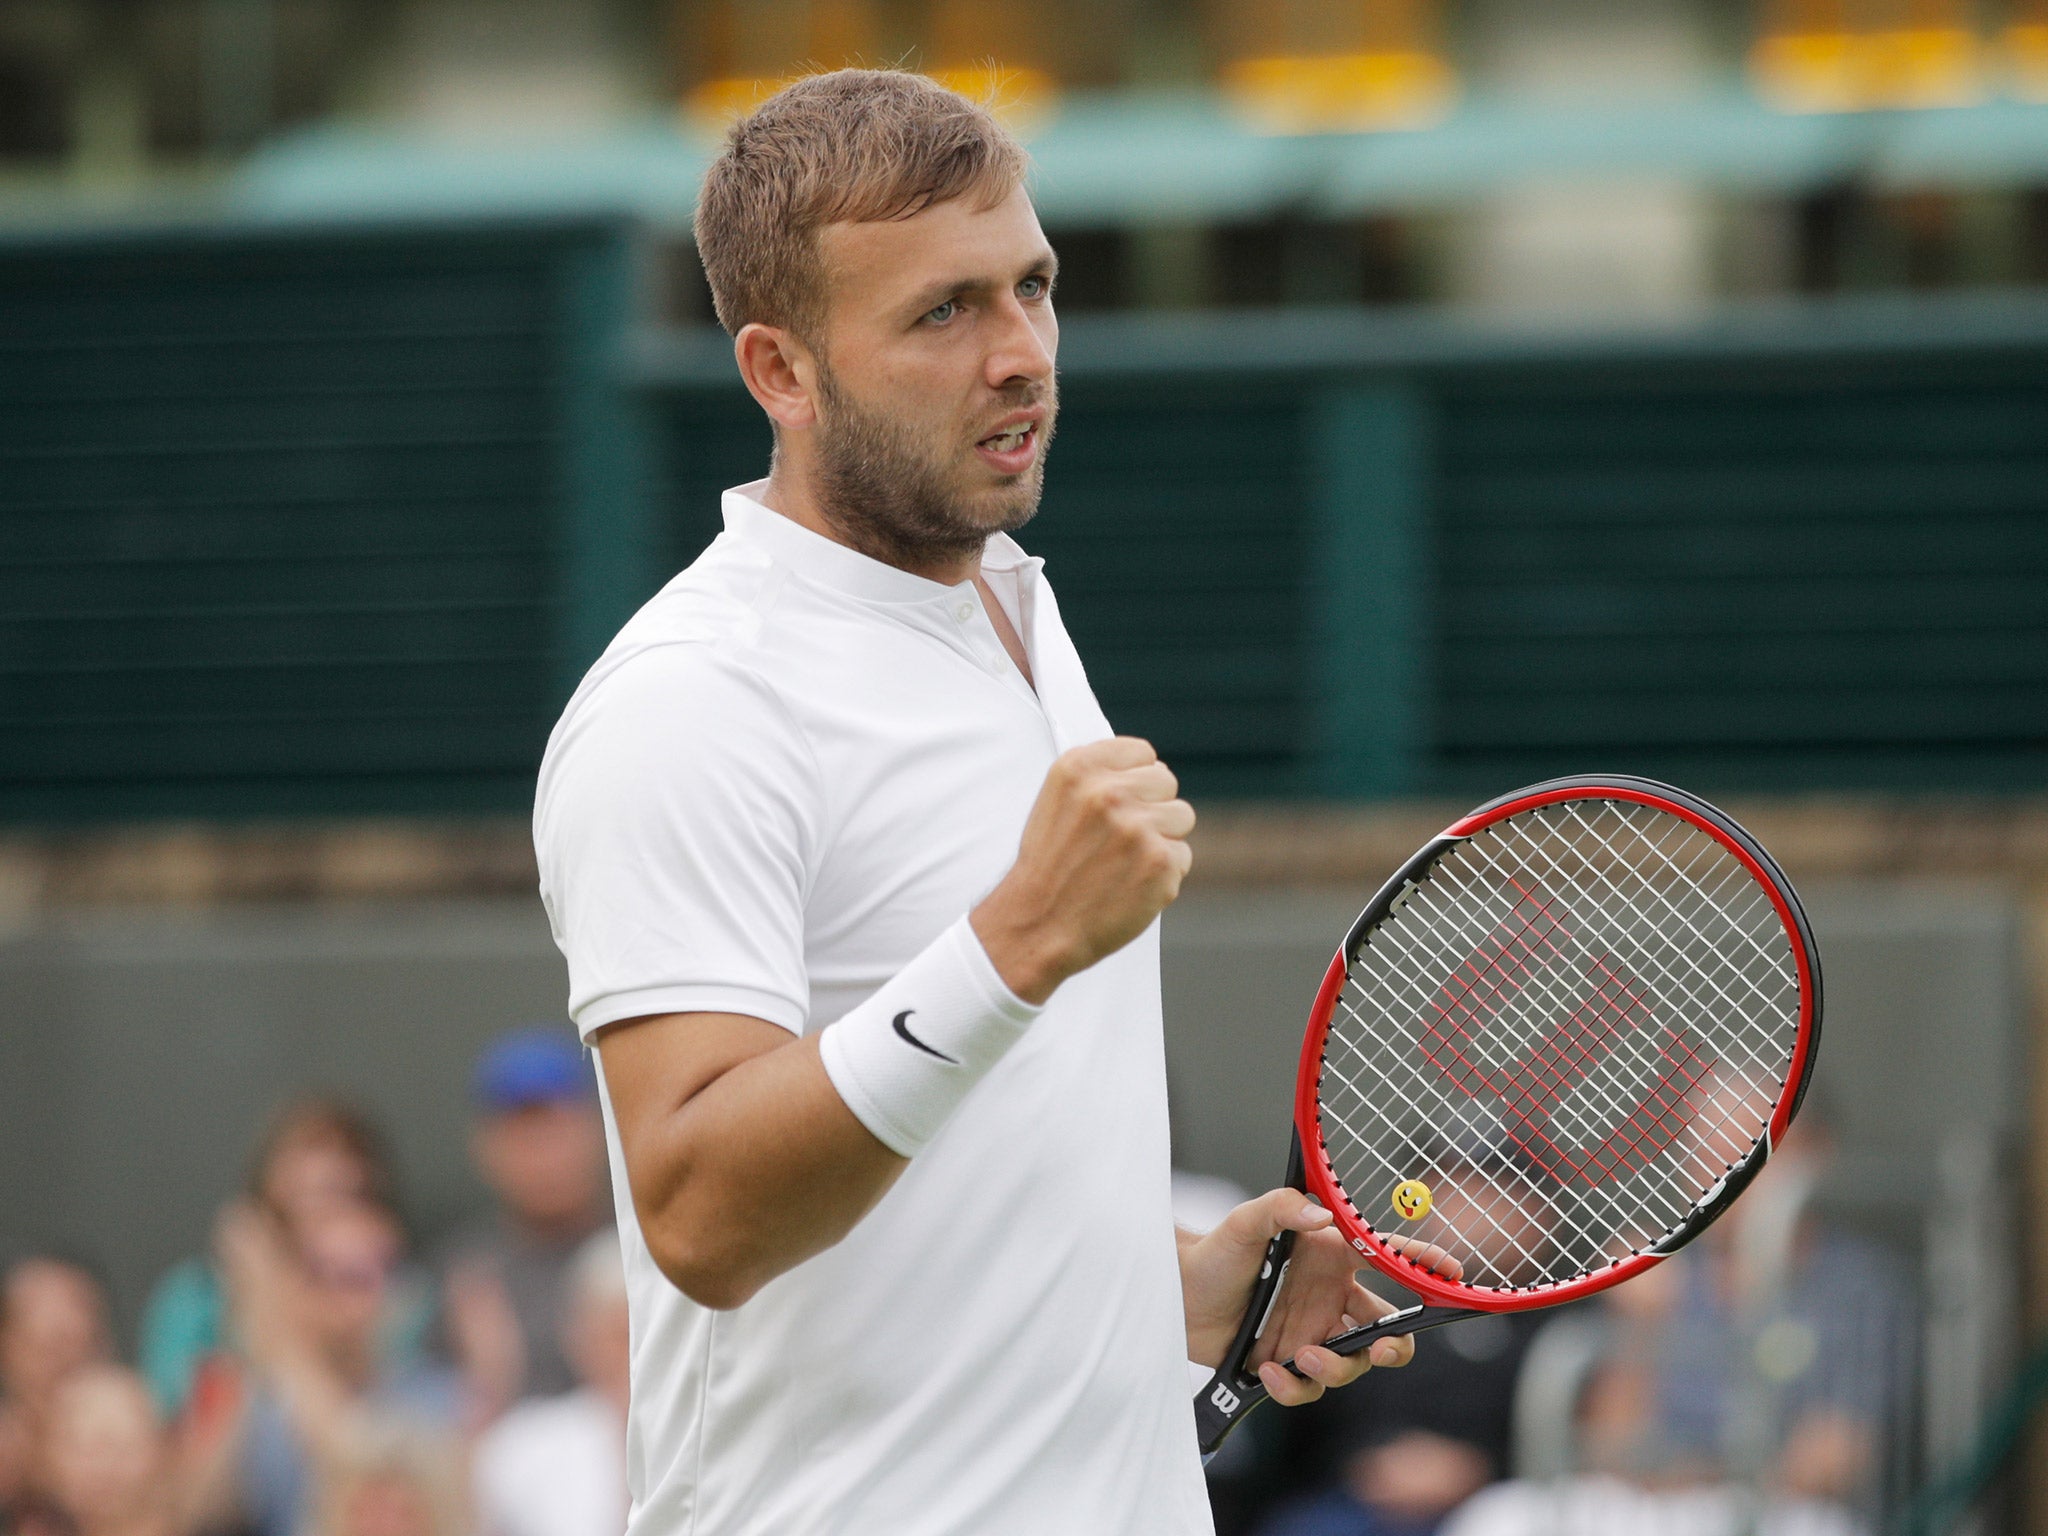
[598,736,1193,1310]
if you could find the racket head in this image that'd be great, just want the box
[1296,775,1822,1315]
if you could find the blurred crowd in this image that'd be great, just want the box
[1205,1112,1915,1536]
[1,1037,1911,1536]
[0,1031,624,1536]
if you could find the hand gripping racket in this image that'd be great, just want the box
[1193,775,1822,1453]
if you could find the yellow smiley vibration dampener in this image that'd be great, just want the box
[1391,1179,1432,1221]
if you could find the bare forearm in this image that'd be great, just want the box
[600,1019,906,1309]
[599,739,1196,1311]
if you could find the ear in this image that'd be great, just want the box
[733,323,821,432]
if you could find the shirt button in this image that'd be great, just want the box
[954,601,975,622]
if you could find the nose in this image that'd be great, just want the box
[984,290,1056,392]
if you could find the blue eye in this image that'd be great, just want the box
[925,299,958,324]
[1020,276,1049,299]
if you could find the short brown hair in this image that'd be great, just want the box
[245,1094,397,1218]
[694,69,1029,340]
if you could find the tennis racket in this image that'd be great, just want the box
[1193,774,1822,1453]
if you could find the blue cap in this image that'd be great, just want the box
[473,1029,593,1112]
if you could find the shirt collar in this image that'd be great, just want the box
[982,531,1043,580]
[721,481,1040,603]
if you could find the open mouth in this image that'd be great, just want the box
[975,423,1039,471]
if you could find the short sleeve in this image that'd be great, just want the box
[534,644,819,1040]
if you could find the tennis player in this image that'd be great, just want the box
[534,68,1451,1535]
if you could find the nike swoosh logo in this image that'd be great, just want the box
[892,1009,959,1064]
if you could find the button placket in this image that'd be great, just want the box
[948,593,1004,676]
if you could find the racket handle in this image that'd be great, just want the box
[1317,1301,1457,1359]
[1192,1227,1297,1455]
[1193,1302,1476,1455]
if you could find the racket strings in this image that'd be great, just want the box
[1554,797,1791,975]
[1454,811,1791,1154]
[1327,966,1679,1277]
[1404,808,1787,1222]
[1352,855,1763,1194]
[1442,805,1791,1141]
[1343,798,1794,1269]
[1320,1016,1592,1283]
[1359,909,1679,1196]
[1316,799,1801,1294]
[1326,966,1716,1285]
[1325,984,1680,1285]
[1544,799,1796,1035]
[1398,886,1682,1174]
[1486,835,1792,1166]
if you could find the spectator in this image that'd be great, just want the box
[1442,1475,1864,1536]
[42,1365,176,1536]
[312,1420,466,1536]
[183,1198,461,1536]
[1575,1114,1910,1504]
[139,1097,403,1421]
[437,1031,610,1422]
[0,1255,115,1526]
[1440,1109,1908,1536]
[472,1232,628,1536]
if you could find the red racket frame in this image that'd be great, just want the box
[1294,775,1822,1315]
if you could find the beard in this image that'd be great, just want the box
[809,362,1057,573]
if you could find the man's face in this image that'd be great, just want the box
[475,1100,606,1229]
[805,183,1059,569]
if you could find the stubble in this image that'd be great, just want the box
[810,364,1057,573]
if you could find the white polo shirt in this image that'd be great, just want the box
[533,483,1213,1536]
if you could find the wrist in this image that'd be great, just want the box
[969,889,1073,1005]
[819,916,1043,1157]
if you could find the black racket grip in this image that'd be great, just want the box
[1193,1226,1296,1455]
[1194,1301,1475,1456]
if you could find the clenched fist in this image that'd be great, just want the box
[971,737,1195,1005]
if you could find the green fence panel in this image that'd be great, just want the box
[4,232,2044,825]
[637,299,2048,800]
[1308,384,1433,798]
[1021,377,1311,793]
[1429,349,2048,794]
[0,217,658,822]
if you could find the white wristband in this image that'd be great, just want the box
[818,916,1043,1157]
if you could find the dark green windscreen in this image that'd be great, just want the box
[1432,357,2048,793]
[1016,383,1312,793]
[5,218,2044,825]
[643,323,2048,800]
[651,395,769,577]
[0,221,640,821]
